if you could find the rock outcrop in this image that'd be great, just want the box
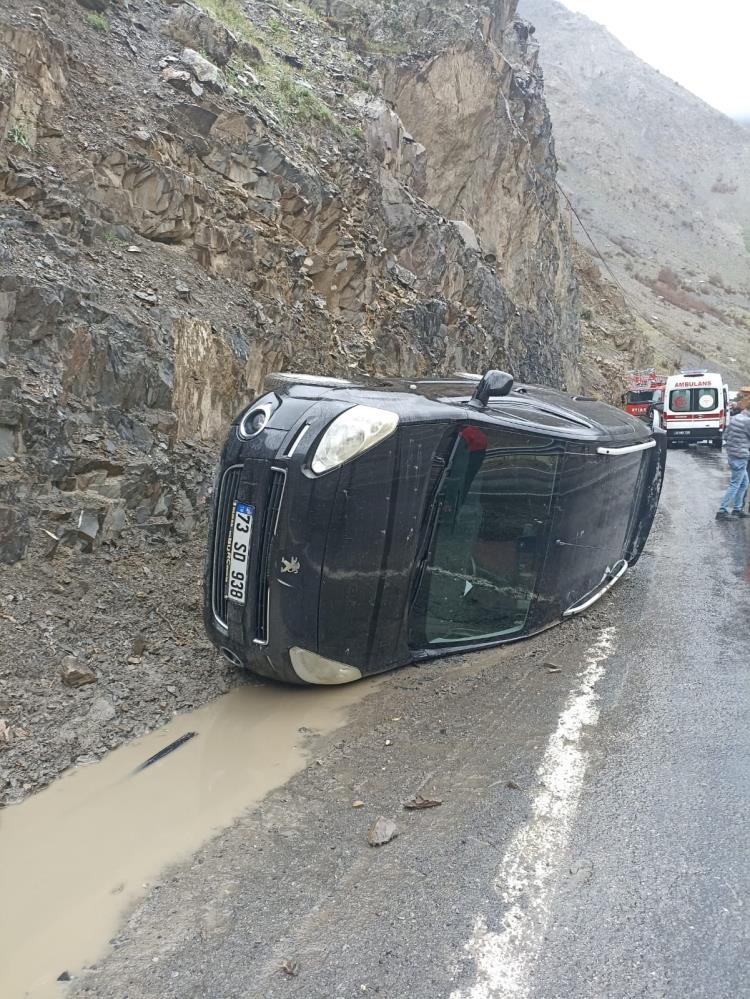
[0,0,578,566]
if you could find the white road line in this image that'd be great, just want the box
[450,627,617,999]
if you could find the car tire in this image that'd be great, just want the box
[711,438,723,449]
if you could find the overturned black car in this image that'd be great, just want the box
[204,371,666,684]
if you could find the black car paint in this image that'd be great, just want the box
[203,376,666,684]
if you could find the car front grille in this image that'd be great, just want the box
[211,464,242,629]
[254,467,286,645]
[211,463,286,639]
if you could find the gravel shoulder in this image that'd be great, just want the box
[0,527,233,805]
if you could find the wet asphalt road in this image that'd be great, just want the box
[73,447,750,999]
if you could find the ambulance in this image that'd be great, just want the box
[653,370,728,447]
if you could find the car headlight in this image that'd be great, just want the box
[310,405,399,474]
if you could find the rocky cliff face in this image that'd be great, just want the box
[0,0,579,566]
[520,0,750,384]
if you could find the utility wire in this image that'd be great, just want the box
[555,179,645,318]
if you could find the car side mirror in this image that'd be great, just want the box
[469,369,514,408]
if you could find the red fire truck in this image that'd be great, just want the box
[623,370,666,421]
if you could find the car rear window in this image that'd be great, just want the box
[669,388,718,412]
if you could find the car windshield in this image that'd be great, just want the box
[410,428,558,647]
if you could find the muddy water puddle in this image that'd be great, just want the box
[0,679,372,998]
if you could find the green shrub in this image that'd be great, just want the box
[86,12,109,31]
[8,123,30,149]
[198,0,335,128]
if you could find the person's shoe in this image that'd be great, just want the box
[731,509,750,518]
[716,510,730,520]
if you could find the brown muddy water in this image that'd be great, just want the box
[0,680,373,998]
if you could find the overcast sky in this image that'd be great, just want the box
[561,0,750,119]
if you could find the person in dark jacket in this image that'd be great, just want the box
[717,392,750,520]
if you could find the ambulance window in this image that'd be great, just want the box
[669,388,718,412]
[670,390,689,411]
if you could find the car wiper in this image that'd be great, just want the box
[409,456,456,608]
[409,492,445,607]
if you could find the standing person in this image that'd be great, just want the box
[716,390,750,520]
[739,387,750,514]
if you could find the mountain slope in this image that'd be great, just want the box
[520,0,750,384]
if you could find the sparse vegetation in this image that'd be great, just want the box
[195,0,259,41]
[277,72,333,123]
[656,266,680,290]
[86,12,109,32]
[294,2,327,25]
[197,0,337,129]
[266,16,287,37]
[641,270,728,323]
[7,123,30,150]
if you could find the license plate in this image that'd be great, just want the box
[672,430,691,436]
[226,502,254,605]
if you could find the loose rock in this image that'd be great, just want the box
[367,816,398,846]
[403,794,442,810]
[61,656,97,688]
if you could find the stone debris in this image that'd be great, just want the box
[179,47,224,90]
[367,816,398,846]
[86,696,116,725]
[403,794,442,810]
[162,4,237,67]
[60,656,98,688]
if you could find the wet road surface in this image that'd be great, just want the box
[4,447,750,998]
